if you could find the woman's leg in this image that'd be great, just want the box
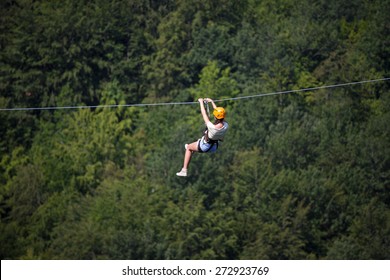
[183,141,199,170]
[177,140,199,176]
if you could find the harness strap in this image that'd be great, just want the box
[204,100,210,118]
[198,136,219,153]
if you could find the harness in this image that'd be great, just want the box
[198,131,219,153]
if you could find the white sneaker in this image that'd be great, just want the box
[176,169,187,177]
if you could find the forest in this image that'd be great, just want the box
[0,0,389,260]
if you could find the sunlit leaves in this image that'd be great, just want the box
[191,61,239,100]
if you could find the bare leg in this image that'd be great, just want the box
[183,141,199,170]
[177,140,199,176]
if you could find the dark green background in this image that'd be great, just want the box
[0,0,389,259]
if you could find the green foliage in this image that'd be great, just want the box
[191,61,239,100]
[0,0,389,260]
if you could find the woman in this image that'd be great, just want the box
[176,98,229,177]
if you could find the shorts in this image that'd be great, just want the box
[197,136,218,153]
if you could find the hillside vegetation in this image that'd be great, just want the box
[0,0,389,259]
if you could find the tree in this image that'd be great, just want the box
[190,61,239,100]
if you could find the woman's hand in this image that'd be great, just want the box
[205,98,217,109]
[198,98,204,103]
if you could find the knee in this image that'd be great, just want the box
[188,142,198,152]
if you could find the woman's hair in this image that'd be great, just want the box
[214,118,224,125]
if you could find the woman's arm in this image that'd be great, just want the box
[198,98,210,124]
[206,98,217,109]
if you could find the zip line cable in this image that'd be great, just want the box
[0,77,389,112]
[215,77,390,102]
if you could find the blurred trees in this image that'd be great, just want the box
[0,0,389,259]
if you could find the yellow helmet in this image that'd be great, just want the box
[213,107,226,119]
